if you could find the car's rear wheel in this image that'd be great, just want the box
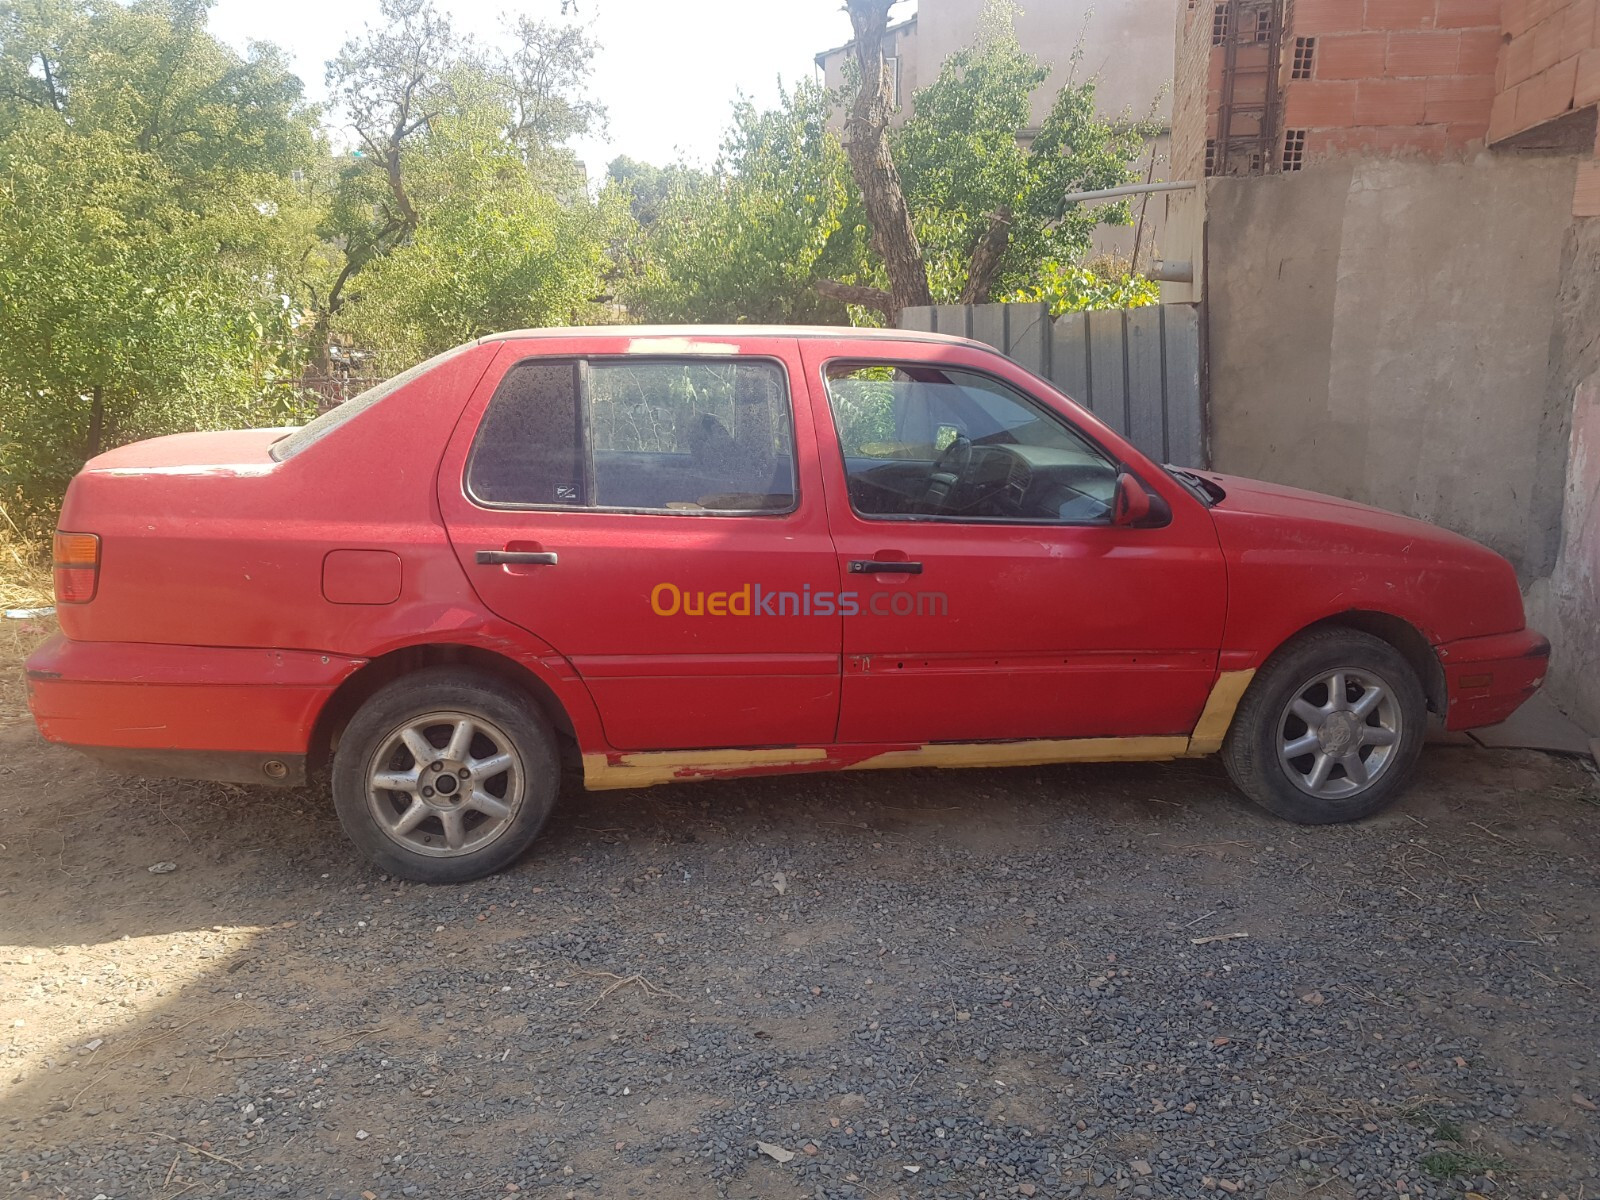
[331,668,558,883]
[1221,628,1427,824]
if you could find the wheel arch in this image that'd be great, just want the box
[308,643,580,783]
[1291,610,1447,716]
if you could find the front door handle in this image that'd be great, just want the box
[476,550,558,566]
[848,559,923,575]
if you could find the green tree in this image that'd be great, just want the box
[0,0,318,525]
[895,3,1156,303]
[317,0,614,370]
[334,94,625,368]
[825,0,1157,318]
[605,155,709,227]
[617,81,855,325]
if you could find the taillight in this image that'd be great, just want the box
[53,531,100,604]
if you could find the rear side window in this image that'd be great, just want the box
[466,357,796,514]
[467,363,584,506]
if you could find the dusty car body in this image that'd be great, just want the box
[27,327,1548,881]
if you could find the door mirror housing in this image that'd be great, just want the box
[1112,470,1152,527]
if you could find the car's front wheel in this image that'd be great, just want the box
[331,668,559,883]
[1221,628,1427,823]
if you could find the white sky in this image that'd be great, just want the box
[208,0,916,180]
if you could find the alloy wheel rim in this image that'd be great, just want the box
[1275,667,1402,800]
[365,710,525,858]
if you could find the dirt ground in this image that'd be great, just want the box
[2,617,1599,1200]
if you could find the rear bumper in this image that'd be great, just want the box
[25,634,364,782]
[1436,628,1551,731]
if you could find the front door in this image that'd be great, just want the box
[438,335,841,752]
[800,339,1227,745]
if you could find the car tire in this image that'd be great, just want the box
[331,667,559,883]
[1221,627,1427,824]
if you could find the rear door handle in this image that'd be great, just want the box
[849,560,923,575]
[476,550,558,566]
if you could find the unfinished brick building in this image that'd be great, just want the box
[1169,0,1597,211]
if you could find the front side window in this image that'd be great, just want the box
[824,361,1118,523]
[466,357,795,514]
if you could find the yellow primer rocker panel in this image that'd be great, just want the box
[844,737,1189,772]
[1184,668,1256,755]
[580,670,1257,791]
[583,747,831,790]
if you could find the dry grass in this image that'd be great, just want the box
[0,520,52,613]
[0,523,56,721]
[0,505,52,609]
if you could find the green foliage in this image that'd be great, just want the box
[1007,259,1160,316]
[0,0,318,524]
[619,0,1157,323]
[337,174,626,370]
[606,155,709,226]
[0,0,1163,532]
[894,0,1159,303]
[320,0,617,371]
[617,81,854,325]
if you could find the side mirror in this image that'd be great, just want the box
[1112,470,1153,527]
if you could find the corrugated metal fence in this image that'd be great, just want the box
[898,301,1206,467]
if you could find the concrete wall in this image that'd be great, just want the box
[1204,152,1599,727]
[815,0,1174,127]
[1524,216,1600,727]
[915,0,1174,128]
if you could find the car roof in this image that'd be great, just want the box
[476,324,990,351]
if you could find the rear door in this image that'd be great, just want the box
[799,336,1228,745]
[437,334,842,752]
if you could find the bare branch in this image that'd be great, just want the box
[959,208,1013,305]
[815,279,895,316]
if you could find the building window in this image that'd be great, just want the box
[1204,139,1217,176]
[1292,36,1316,79]
[1212,3,1229,45]
[885,55,901,107]
[1282,129,1307,172]
[1253,9,1272,43]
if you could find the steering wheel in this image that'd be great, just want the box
[920,434,973,513]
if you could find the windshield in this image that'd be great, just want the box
[269,344,474,462]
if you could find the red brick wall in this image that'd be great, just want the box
[1168,0,1600,214]
[1285,0,1502,159]
[1492,0,1599,142]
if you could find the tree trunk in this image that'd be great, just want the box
[841,0,931,322]
[86,386,104,461]
[959,208,1013,305]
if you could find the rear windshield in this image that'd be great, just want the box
[269,344,474,462]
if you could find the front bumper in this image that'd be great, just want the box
[25,634,365,784]
[1436,628,1551,731]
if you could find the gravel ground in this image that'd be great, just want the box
[2,645,1599,1200]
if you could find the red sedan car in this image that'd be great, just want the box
[27,327,1547,882]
